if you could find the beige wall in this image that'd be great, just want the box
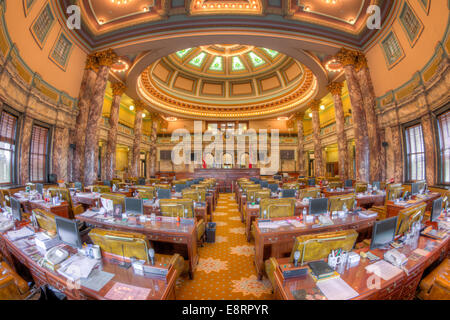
[5,0,87,97]
[366,0,449,97]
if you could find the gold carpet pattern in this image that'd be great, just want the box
[175,193,273,300]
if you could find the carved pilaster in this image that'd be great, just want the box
[310,99,324,177]
[421,113,437,185]
[295,111,306,176]
[52,125,69,182]
[131,100,145,177]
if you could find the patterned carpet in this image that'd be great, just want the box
[175,193,273,300]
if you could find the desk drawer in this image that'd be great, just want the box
[148,234,186,243]
[28,265,47,287]
[45,272,79,300]
[377,279,404,300]
[401,269,423,300]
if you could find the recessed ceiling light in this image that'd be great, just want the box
[320,105,325,110]
[309,112,313,118]
[277,116,289,121]
[129,105,134,110]
[142,113,146,118]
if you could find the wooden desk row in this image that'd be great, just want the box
[0,230,176,300]
[253,213,377,279]
[274,235,449,300]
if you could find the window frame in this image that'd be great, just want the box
[29,2,55,49]
[398,0,424,47]
[435,104,450,186]
[49,30,73,71]
[403,121,426,182]
[28,121,52,183]
[0,106,20,185]
[380,30,405,69]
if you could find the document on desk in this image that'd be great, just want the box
[6,227,34,241]
[257,222,280,229]
[316,277,359,300]
[104,282,151,300]
[81,210,99,218]
[80,270,115,292]
[58,255,98,281]
[365,260,403,281]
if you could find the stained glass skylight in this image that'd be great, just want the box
[175,48,192,59]
[189,52,207,67]
[261,48,279,59]
[209,56,223,71]
[231,56,245,71]
[248,52,266,67]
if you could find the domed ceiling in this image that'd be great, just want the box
[137,45,318,120]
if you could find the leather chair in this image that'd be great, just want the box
[259,198,295,218]
[283,183,299,190]
[355,182,368,193]
[182,188,206,202]
[418,258,449,300]
[148,178,160,185]
[254,189,271,201]
[328,181,343,189]
[159,199,206,244]
[33,209,57,236]
[0,261,30,300]
[396,202,426,236]
[298,188,321,199]
[88,228,186,278]
[265,229,358,289]
[246,187,263,203]
[328,194,356,212]
[371,184,404,220]
[136,188,155,200]
[48,187,84,219]
[101,193,126,206]
[91,185,111,193]
[0,189,11,207]
[155,184,171,190]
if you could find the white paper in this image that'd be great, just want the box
[365,260,404,281]
[7,227,34,241]
[101,198,114,212]
[81,210,99,218]
[317,277,359,300]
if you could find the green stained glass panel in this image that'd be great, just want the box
[261,48,279,58]
[189,52,207,67]
[231,56,245,71]
[175,48,192,59]
[248,52,266,67]
[209,56,223,71]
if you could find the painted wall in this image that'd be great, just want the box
[4,0,87,97]
[366,0,449,97]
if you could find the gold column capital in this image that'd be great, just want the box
[133,100,146,112]
[355,52,368,72]
[327,82,344,96]
[335,47,359,67]
[309,99,321,112]
[94,49,118,67]
[294,110,305,120]
[111,82,127,96]
[85,54,99,71]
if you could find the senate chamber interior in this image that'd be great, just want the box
[0,0,448,302]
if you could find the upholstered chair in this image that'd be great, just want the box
[91,185,112,193]
[395,202,426,236]
[298,188,321,199]
[259,198,295,218]
[48,187,84,218]
[371,184,404,220]
[33,209,57,236]
[0,261,30,300]
[355,183,368,193]
[328,181,343,189]
[328,194,356,212]
[418,258,449,300]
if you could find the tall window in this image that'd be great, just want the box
[50,32,73,69]
[399,2,423,45]
[0,111,17,184]
[405,124,425,181]
[437,111,450,185]
[29,125,49,182]
[31,4,55,47]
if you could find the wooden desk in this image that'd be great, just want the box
[77,214,198,279]
[274,235,449,300]
[143,203,208,224]
[15,197,71,219]
[322,188,355,198]
[0,232,176,300]
[356,193,386,208]
[386,192,440,218]
[254,213,377,279]
[245,201,308,242]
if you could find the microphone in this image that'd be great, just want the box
[293,250,300,267]
[148,248,155,265]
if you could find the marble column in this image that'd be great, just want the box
[390,125,404,183]
[73,54,98,183]
[19,114,33,184]
[104,82,126,181]
[149,114,159,177]
[310,100,324,177]
[296,111,306,176]
[145,151,151,178]
[421,113,437,185]
[131,101,144,177]
[328,81,349,180]
[52,126,70,182]
[356,52,383,182]
[100,142,107,181]
[336,48,370,182]
[84,49,118,186]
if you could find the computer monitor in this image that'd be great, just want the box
[157,188,171,199]
[138,178,146,185]
[125,198,143,215]
[55,216,82,249]
[274,175,282,181]
[309,198,329,215]
[174,184,187,193]
[268,184,278,193]
[260,181,268,188]
[281,189,296,198]
[410,183,420,195]
[36,183,44,195]
[10,198,22,221]
[370,216,398,250]
[430,197,443,222]
[344,180,353,188]
[186,181,194,187]
[371,181,381,190]
[307,178,316,186]
[103,180,111,187]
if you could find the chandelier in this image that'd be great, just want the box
[111,0,132,5]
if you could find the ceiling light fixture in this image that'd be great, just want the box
[320,105,325,110]
[325,58,343,73]
[166,117,178,122]
[129,105,134,110]
[309,112,313,118]
[111,0,132,5]
[277,116,289,121]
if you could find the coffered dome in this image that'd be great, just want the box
[137,45,318,120]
